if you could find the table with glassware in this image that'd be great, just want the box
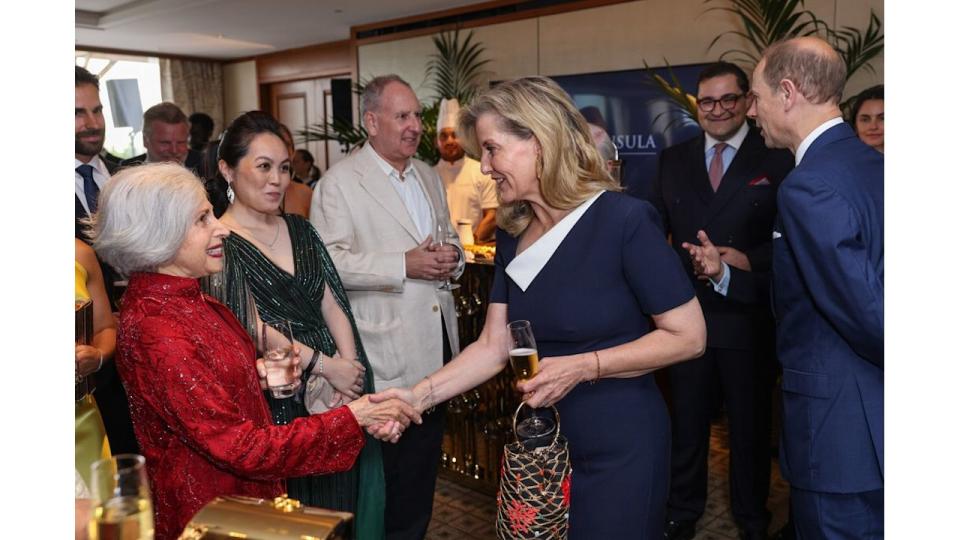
[439,253,523,495]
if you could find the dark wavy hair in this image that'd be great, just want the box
[849,84,884,127]
[207,111,287,215]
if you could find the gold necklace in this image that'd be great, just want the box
[263,218,281,249]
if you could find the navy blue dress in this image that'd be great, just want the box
[491,192,694,539]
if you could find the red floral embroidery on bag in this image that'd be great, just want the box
[507,500,538,535]
[561,475,571,507]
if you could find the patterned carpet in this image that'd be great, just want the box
[427,419,790,539]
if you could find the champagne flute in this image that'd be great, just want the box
[434,219,461,291]
[88,454,154,540]
[260,320,298,399]
[507,320,556,443]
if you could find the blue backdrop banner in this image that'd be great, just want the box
[553,64,709,203]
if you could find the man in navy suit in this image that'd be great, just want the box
[749,37,883,538]
[653,62,794,540]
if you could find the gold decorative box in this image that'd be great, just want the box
[178,495,353,540]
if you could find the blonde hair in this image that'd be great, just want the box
[458,76,620,236]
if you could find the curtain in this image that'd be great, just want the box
[159,58,225,137]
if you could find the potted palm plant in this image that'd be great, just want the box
[299,29,490,165]
[650,0,883,129]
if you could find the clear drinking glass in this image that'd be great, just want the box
[434,219,461,291]
[507,320,556,441]
[260,320,298,399]
[88,454,154,540]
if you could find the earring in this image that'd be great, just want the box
[226,183,235,204]
[535,156,544,180]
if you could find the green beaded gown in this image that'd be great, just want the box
[217,214,385,540]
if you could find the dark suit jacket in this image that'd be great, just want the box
[75,158,119,241]
[772,122,883,493]
[653,125,794,350]
[119,149,203,173]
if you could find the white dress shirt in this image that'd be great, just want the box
[703,122,749,296]
[795,116,845,165]
[75,155,111,214]
[369,148,434,241]
[704,121,749,177]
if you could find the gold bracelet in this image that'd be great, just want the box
[96,349,104,372]
[591,351,601,384]
[424,375,436,412]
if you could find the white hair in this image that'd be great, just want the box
[90,163,206,276]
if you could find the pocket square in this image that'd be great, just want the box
[772,230,782,239]
[748,176,771,186]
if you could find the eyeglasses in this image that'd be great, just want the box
[697,93,745,113]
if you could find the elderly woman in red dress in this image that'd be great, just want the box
[88,163,419,540]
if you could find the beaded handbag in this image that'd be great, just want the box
[495,404,571,540]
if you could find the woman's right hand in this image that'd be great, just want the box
[346,395,422,438]
[75,345,103,378]
[322,353,366,399]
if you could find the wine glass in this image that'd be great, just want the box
[88,454,154,540]
[507,320,556,443]
[260,320,299,399]
[434,219,461,291]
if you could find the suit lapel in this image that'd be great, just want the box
[704,129,763,224]
[703,128,762,226]
[356,145,423,242]
[802,122,857,165]
[687,136,715,206]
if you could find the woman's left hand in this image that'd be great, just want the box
[516,354,589,408]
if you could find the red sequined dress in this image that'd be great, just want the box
[116,272,365,540]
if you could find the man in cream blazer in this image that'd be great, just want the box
[310,75,462,540]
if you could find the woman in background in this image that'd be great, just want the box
[75,238,115,494]
[850,84,884,153]
[215,111,386,539]
[277,123,314,218]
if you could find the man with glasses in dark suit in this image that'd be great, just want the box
[653,61,794,540]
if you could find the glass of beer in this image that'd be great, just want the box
[88,454,154,540]
[508,320,555,441]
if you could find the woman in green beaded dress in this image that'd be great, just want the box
[212,111,385,539]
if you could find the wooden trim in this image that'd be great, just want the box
[351,0,523,34]
[351,0,632,46]
[254,39,354,85]
[75,44,223,63]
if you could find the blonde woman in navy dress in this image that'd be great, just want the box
[371,76,706,538]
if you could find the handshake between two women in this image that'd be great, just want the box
[254,346,423,444]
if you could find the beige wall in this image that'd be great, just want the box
[358,18,540,101]
[222,60,258,126]
[357,0,883,101]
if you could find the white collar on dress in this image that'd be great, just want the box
[506,190,605,292]
[704,120,748,154]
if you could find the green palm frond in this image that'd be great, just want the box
[425,29,491,103]
[417,101,440,164]
[643,59,699,131]
[829,10,884,81]
[298,116,368,154]
[705,0,823,65]
[300,30,490,164]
